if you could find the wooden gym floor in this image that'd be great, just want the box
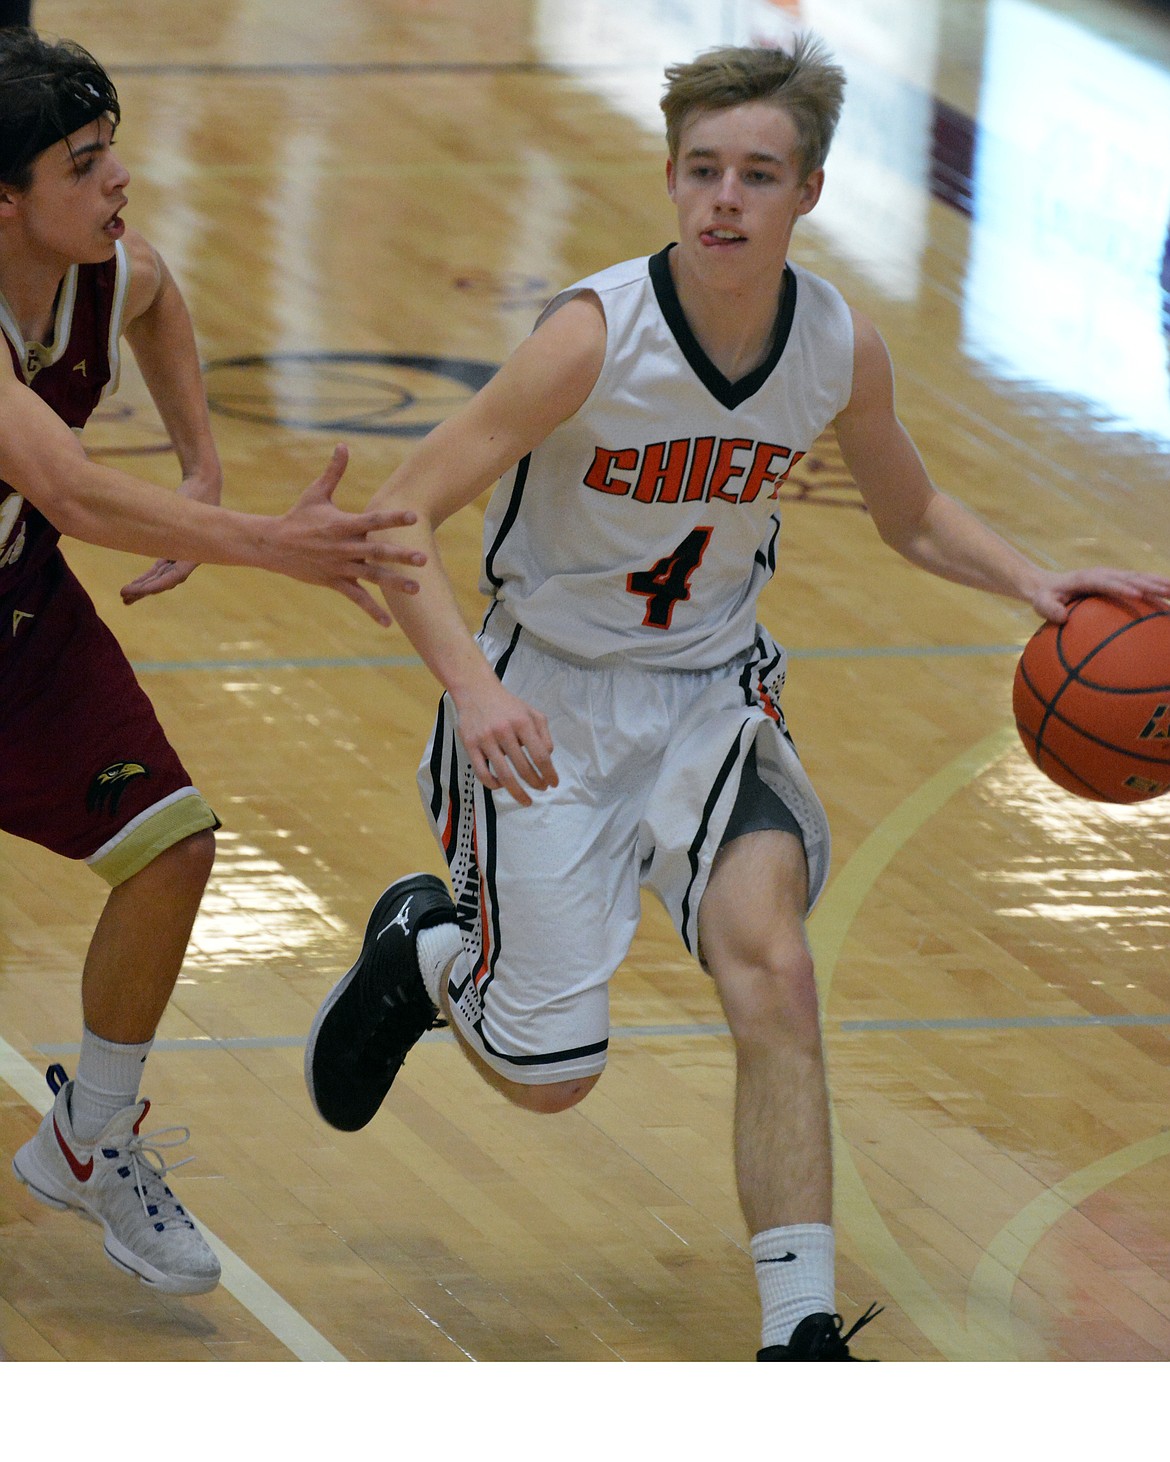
[2,0,1169,1368]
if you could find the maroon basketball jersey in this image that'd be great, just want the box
[0,243,127,597]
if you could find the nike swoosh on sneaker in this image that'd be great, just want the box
[53,1118,93,1182]
[756,1252,798,1264]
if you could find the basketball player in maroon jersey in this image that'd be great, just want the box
[0,30,422,1294]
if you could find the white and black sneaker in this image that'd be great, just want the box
[12,1064,221,1296]
[305,874,456,1131]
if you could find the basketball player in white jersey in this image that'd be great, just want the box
[305,38,1170,1358]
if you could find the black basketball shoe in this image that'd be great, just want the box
[305,874,457,1131]
[757,1304,883,1361]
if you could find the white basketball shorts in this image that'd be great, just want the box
[417,613,831,1086]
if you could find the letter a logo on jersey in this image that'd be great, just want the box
[1139,704,1170,741]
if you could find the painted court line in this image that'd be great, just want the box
[127,643,1024,676]
[841,1013,1170,1033]
[34,1011,1169,1058]
[968,1130,1170,1342]
[0,1032,345,1362]
[808,726,1024,1361]
[36,1022,736,1056]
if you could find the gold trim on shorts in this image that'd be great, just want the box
[87,788,219,887]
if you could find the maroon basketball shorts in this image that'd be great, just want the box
[0,555,218,886]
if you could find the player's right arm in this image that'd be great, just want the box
[364,292,607,803]
[835,311,1170,622]
[0,364,425,625]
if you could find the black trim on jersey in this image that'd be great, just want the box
[429,694,448,823]
[443,738,463,870]
[484,451,532,589]
[741,629,783,689]
[477,1030,610,1067]
[754,514,781,574]
[740,634,798,750]
[479,620,521,995]
[679,729,747,952]
[648,245,797,409]
[481,785,504,990]
[491,618,523,678]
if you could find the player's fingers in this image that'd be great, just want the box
[1081,570,1170,598]
[514,739,556,789]
[336,579,393,627]
[1040,599,1072,624]
[360,509,420,536]
[505,716,556,788]
[484,735,539,804]
[302,444,349,504]
[526,714,557,784]
[121,560,189,602]
[491,728,550,790]
[1122,575,1170,603]
[374,571,421,595]
[471,746,530,803]
[353,562,421,595]
[368,542,427,568]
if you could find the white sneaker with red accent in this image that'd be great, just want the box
[12,1064,221,1296]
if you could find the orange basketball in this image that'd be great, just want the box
[1012,595,1170,803]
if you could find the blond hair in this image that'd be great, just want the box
[661,36,845,177]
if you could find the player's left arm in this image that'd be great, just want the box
[118,227,223,603]
[833,309,1170,623]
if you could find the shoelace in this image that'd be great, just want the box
[792,1303,886,1359]
[117,1126,197,1228]
[835,1302,884,1352]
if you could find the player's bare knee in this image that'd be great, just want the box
[510,1074,599,1114]
[150,827,216,893]
[718,944,819,1050]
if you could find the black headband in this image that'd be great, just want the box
[21,75,112,168]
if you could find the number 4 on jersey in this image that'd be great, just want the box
[627,525,713,629]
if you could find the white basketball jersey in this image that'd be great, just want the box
[480,246,855,669]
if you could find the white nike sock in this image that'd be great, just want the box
[752,1223,836,1348]
[416,922,464,1008]
[70,1027,153,1142]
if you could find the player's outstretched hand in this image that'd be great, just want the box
[120,555,198,604]
[270,445,426,626]
[120,472,221,605]
[1030,567,1170,624]
[452,678,557,806]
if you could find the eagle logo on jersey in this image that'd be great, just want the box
[87,761,149,816]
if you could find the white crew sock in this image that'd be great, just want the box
[752,1223,836,1348]
[416,922,465,1007]
[70,1026,154,1141]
